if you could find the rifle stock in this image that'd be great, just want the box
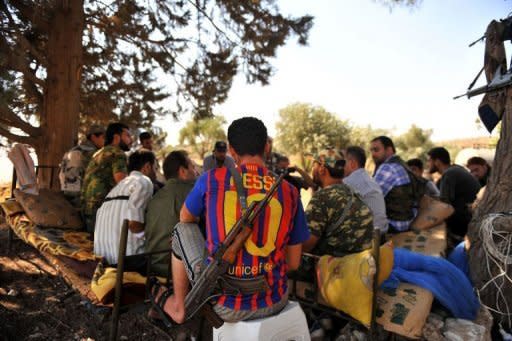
[223,226,253,264]
[183,171,287,323]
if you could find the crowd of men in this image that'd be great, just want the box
[58,117,487,324]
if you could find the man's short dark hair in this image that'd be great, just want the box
[371,136,396,153]
[428,147,451,165]
[406,158,423,170]
[139,131,151,143]
[345,146,366,168]
[227,117,267,157]
[324,159,345,179]
[163,150,189,179]
[466,156,488,167]
[128,149,155,172]
[105,122,129,145]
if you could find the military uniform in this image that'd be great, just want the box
[59,140,98,206]
[306,183,374,257]
[81,145,127,233]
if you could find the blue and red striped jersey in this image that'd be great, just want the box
[185,163,309,311]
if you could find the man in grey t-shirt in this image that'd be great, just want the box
[343,146,388,233]
[202,141,235,172]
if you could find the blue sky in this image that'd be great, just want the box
[159,0,511,144]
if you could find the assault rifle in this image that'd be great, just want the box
[184,170,287,327]
[454,65,512,99]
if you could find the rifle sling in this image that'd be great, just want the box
[322,187,355,240]
[229,166,248,212]
[217,166,269,296]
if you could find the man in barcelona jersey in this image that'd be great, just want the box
[152,117,309,323]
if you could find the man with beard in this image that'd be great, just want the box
[466,156,492,187]
[427,147,480,244]
[303,157,373,257]
[202,141,236,172]
[370,136,418,233]
[82,122,133,233]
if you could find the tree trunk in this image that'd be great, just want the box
[36,0,84,189]
[468,87,512,329]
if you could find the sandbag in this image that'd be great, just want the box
[316,243,394,327]
[410,195,454,230]
[391,223,447,257]
[376,283,433,339]
[14,189,83,229]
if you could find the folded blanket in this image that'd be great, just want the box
[382,248,479,320]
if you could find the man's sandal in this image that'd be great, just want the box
[147,277,175,328]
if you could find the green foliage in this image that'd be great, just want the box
[394,124,434,162]
[349,124,390,151]
[275,103,351,169]
[274,103,435,171]
[179,116,227,159]
[0,0,313,142]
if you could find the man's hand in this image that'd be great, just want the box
[128,220,144,234]
[290,165,316,190]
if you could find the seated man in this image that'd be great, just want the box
[144,150,197,277]
[82,122,132,233]
[304,157,374,257]
[59,124,105,206]
[427,147,480,244]
[466,156,491,187]
[370,136,420,233]
[275,155,315,192]
[153,117,309,324]
[93,149,155,266]
[406,158,440,197]
[343,146,388,233]
[202,141,236,172]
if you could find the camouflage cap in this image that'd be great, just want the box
[87,124,105,136]
[312,154,345,170]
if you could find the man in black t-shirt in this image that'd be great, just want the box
[427,147,481,243]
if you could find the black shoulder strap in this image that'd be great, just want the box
[324,186,355,236]
[228,166,247,212]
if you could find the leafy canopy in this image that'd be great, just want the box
[0,0,313,139]
[179,115,227,159]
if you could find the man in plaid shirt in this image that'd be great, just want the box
[370,136,416,232]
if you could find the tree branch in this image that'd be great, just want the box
[0,124,36,145]
[5,0,50,32]
[0,0,47,65]
[0,104,41,136]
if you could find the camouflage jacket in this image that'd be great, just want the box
[59,140,98,194]
[81,145,127,216]
[305,183,373,257]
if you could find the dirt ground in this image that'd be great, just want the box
[0,220,206,341]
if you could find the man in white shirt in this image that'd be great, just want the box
[94,149,155,266]
[343,146,389,233]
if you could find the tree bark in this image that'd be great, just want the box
[468,87,512,329]
[35,0,84,189]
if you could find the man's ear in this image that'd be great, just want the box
[264,140,271,156]
[228,145,240,164]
